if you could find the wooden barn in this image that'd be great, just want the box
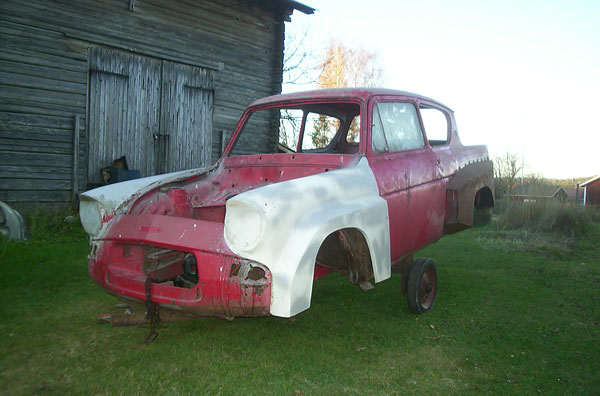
[0,0,314,212]
[581,175,600,206]
[509,184,568,204]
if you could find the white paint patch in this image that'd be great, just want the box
[224,157,391,318]
[79,165,214,237]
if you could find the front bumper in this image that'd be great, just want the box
[89,214,271,317]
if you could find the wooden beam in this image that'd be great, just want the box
[72,114,80,202]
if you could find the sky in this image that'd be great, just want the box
[284,0,600,180]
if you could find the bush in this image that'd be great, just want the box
[25,211,87,242]
[495,200,599,237]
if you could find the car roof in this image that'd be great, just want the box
[250,88,453,112]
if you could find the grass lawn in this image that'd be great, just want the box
[0,221,598,395]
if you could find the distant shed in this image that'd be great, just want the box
[0,0,314,212]
[581,175,600,206]
[509,184,568,204]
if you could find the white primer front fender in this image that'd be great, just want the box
[224,157,390,317]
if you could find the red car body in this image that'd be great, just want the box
[80,88,494,320]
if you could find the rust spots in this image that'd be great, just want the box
[229,262,241,277]
[139,225,161,233]
[247,266,266,281]
[444,160,494,233]
[122,244,131,257]
[316,228,374,288]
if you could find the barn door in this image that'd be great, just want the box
[88,48,161,185]
[88,48,214,186]
[159,61,214,174]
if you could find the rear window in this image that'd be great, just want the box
[420,106,450,145]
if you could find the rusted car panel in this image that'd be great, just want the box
[444,160,495,233]
[80,88,493,320]
[88,214,271,317]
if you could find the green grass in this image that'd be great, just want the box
[0,220,599,395]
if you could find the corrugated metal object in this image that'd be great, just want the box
[0,201,27,239]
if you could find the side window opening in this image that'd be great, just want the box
[342,115,361,154]
[420,106,450,146]
[301,113,341,151]
[278,109,304,152]
[371,102,424,153]
[346,115,360,143]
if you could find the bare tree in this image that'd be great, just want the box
[283,28,317,87]
[278,27,319,149]
[493,152,523,199]
[311,40,383,146]
[278,108,302,149]
[317,39,383,89]
[280,36,384,149]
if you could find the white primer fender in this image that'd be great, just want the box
[79,165,215,237]
[224,157,391,317]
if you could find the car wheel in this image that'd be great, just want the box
[406,258,438,314]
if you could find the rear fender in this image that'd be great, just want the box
[445,160,494,233]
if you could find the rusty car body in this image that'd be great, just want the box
[80,88,494,321]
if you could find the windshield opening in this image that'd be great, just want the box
[228,102,361,156]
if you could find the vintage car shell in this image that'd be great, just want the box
[80,88,494,320]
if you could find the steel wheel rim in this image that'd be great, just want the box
[418,266,437,309]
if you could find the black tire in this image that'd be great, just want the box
[406,258,438,314]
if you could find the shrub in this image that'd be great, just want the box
[25,211,87,242]
[496,200,598,237]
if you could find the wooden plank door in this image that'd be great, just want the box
[88,48,214,186]
[159,61,214,174]
[88,48,161,185]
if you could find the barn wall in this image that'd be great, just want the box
[0,0,288,213]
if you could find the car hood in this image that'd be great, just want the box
[79,165,216,236]
[80,154,361,237]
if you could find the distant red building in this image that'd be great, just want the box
[581,175,600,206]
[564,187,584,205]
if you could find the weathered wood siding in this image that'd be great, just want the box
[0,0,288,212]
[160,61,214,174]
[87,48,215,184]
